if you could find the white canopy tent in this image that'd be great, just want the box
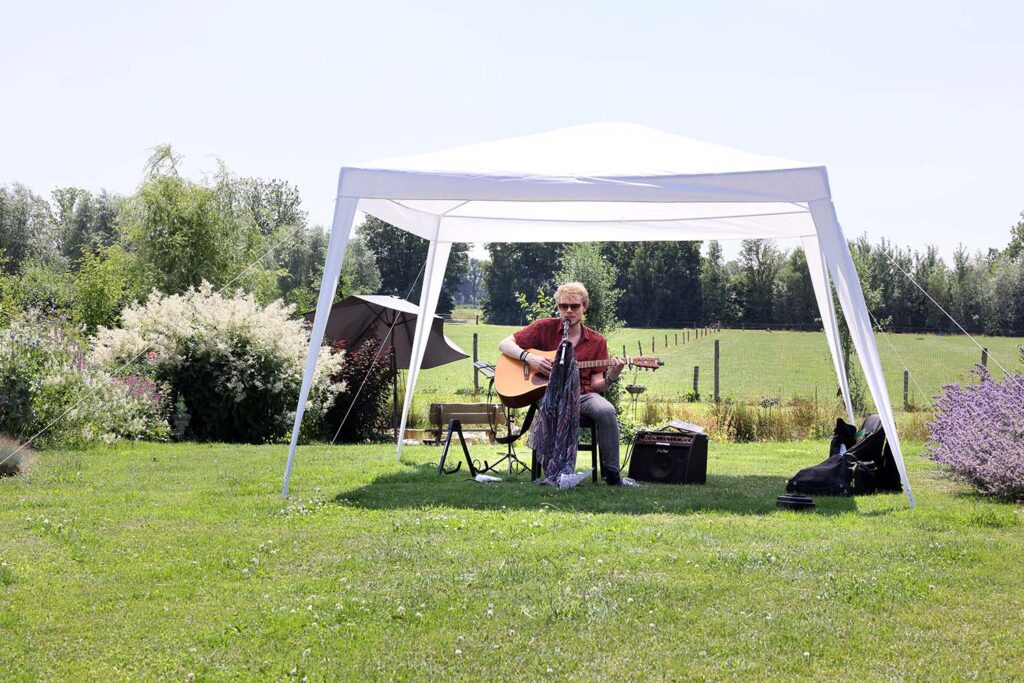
[283,123,915,506]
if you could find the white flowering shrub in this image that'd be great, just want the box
[89,284,344,443]
[0,312,170,447]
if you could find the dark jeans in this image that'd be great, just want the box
[579,392,621,478]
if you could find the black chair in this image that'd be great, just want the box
[531,414,601,482]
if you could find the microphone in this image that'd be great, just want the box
[562,317,571,336]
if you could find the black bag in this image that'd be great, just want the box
[786,452,856,496]
[786,415,902,496]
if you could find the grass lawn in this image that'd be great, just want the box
[2,441,1022,681]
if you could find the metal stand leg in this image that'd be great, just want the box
[438,419,474,476]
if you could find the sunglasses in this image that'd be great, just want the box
[557,303,582,311]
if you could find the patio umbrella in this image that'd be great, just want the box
[305,295,468,369]
[303,295,469,438]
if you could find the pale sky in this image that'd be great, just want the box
[2,0,1022,261]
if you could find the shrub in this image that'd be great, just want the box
[0,257,74,319]
[708,399,758,443]
[323,334,394,443]
[0,434,31,477]
[71,246,138,335]
[0,311,169,447]
[89,284,344,443]
[926,366,1024,500]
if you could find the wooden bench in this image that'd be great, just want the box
[428,403,505,444]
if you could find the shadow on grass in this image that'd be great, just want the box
[334,463,860,516]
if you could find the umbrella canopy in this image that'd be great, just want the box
[304,294,467,369]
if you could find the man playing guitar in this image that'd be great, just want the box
[498,282,634,486]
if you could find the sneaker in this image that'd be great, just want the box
[606,476,639,487]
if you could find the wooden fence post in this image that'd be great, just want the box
[903,369,909,410]
[981,347,988,368]
[713,338,720,402]
[675,332,678,346]
[638,340,644,356]
[693,365,700,397]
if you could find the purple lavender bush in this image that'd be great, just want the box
[927,362,1024,501]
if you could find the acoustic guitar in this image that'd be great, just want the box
[494,349,664,408]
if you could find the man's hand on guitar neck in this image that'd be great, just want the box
[592,356,626,393]
[606,356,627,381]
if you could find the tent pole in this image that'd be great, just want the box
[810,199,916,508]
[802,234,855,422]
[392,348,399,442]
[395,237,452,461]
[282,191,358,497]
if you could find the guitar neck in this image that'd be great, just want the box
[577,357,638,369]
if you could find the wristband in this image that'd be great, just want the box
[519,350,529,362]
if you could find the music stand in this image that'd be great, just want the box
[476,361,533,476]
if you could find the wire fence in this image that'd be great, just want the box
[415,320,1024,411]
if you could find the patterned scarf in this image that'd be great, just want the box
[529,338,583,486]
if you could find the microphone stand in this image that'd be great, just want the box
[559,317,571,365]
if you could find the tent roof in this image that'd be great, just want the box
[358,122,816,178]
[337,123,832,243]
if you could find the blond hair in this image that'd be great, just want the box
[554,282,589,308]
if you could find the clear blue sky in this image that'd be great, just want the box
[2,0,1022,261]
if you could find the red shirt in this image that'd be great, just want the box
[513,317,609,394]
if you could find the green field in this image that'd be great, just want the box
[2,442,1022,680]
[420,323,1023,410]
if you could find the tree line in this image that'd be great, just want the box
[3,147,1021,336]
[0,148,468,337]
[476,219,1024,335]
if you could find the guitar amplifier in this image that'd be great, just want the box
[628,429,708,484]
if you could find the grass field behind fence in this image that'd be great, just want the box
[416,323,1024,409]
[1,442,1022,680]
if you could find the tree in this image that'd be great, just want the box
[982,256,1024,335]
[117,146,265,296]
[0,183,55,274]
[51,187,120,267]
[615,242,703,327]
[341,238,382,296]
[358,215,469,313]
[454,257,486,306]
[907,245,950,330]
[948,245,982,331]
[482,242,565,324]
[601,241,638,321]
[773,247,818,326]
[71,246,138,335]
[735,239,783,323]
[275,224,328,311]
[554,243,621,334]
[700,240,731,324]
[1005,210,1024,260]
[232,177,307,238]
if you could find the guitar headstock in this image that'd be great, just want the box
[629,357,664,371]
